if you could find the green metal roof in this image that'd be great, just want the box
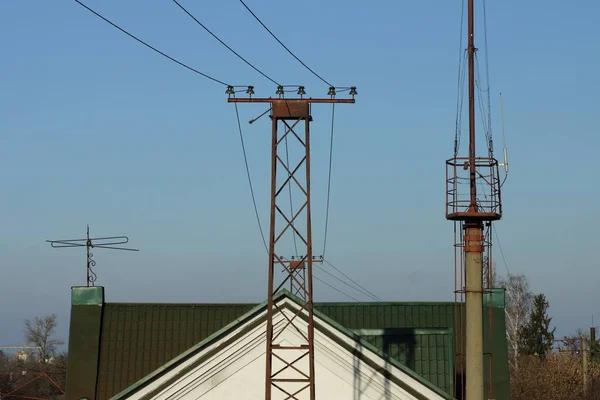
[112,291,453,400]
[75,292,509,400]
[95,303,255,399]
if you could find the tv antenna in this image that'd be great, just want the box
[47,225,138,287]
[499,92,510,175]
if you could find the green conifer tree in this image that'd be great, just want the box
[518,293,556,359]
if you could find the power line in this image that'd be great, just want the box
[74,0,228,86]
[476,179,511,277]
[232,95,268,253]
[322,104,336,258]
[314,274,361,302]
[315,263,380,302]
[323,259,383,301]
[493,225,511,276]
[475,55,493,158]
[482,0,494,157]
[172,0,279,86]
[238,0,333,87]
[453,0,466,157]
[454,50,466,157]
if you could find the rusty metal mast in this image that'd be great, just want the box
[446,0,502,399]
[228,85,355,400]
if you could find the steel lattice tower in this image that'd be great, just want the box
[229,87,355,400]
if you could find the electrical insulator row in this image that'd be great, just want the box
[226,85,357,99]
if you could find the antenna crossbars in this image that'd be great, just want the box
[47,225,138,287]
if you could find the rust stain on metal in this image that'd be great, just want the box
[272,100,310,119]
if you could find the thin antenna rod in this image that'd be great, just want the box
[500,93,509,174]
[87,224,91,285]
[47,226,139,287]
[468,0,477,210]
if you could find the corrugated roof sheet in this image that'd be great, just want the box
[315,303,454,329]
[96,304,254,400]
[94,301,509,400]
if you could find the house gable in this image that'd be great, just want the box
[114,293,450,400]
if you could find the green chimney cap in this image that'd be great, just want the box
[483,288,505,308]
[71,286,104,306]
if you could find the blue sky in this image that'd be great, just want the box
[1,0,598,347]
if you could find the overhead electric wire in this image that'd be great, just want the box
[493,225,511,276]
[74,0,228,86]
[475,57,491,146]
[233,95,269,253]
[321,104,336,258]
[453,0,466,157]
[455,51,467,158]
[323,259,383,302]
[482,0,494,157]
[75,0,269,253]
[477,179,511,277]
[475,56,493,160]
[314,274,361,302]
[75,0,371,303]
[171,0,279,86]
[238,0,333,87]
[315,263,380,302]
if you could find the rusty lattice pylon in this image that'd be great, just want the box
[229,86,355,399]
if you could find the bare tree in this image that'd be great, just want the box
[24,314,64,363]
[497,273,533,370]
[560,327,600,359]
[483,259,497,288]
[559,328,588,355]
[511,353,600,400]
[490,262,498,287]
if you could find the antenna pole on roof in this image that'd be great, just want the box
[47,225,139,286]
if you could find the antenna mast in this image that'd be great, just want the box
[467,0,477,212]
[446,0,503,399]
[500,93,509,174]
[47,225,139,286]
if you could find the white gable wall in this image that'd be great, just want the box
[124,298,446,400]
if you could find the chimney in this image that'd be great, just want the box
[66,286,104,400]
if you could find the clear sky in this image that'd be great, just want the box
[1,0,598,347]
